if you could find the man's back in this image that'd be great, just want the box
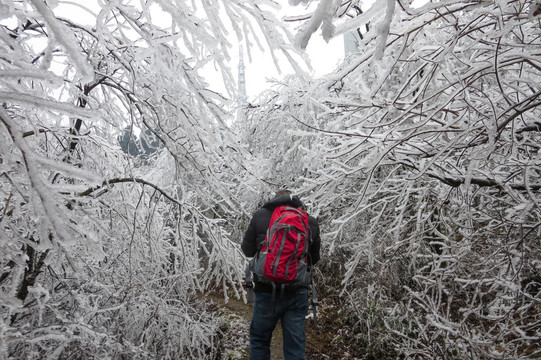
[242,194,320,269]
[242,191,321,360]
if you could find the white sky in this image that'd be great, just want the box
[43,1,380,102]
[237,0,431,100]
[237,2,357,101]
[237,29,344,101]
[236,0,381,101]
[46,0,345,101]
[15,0,433,103]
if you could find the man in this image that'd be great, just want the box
[242,190,321,360]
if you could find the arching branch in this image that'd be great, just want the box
[77,177,183,207]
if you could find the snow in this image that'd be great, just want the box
[295,0,340,50]
[30,0,94,83]
[1,0,540,358]
[374,0,395,60]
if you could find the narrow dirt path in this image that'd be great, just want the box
[207,293,283,360]
[207,291,362,360]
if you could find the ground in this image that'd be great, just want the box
[206,289,364,360]
[207,292,283,360]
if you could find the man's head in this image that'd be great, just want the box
[274,189,292,198]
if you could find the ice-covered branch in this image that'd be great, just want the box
[77,177,183,206]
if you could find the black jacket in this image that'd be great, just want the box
[242,194,321,292]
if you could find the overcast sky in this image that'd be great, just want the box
[236,3,348,101]
[46,1,378,103]
[236,0,382,101]
[237,28,344,101]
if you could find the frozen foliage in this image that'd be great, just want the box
[373,0,395,60]
[2,0,540,358]
[294,0,341,49]
[0,0,301,358]
[240,0,541,358]
[29,0,93,82]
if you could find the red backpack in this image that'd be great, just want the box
[253,205,311,287]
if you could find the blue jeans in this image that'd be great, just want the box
[249,288,309,360]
